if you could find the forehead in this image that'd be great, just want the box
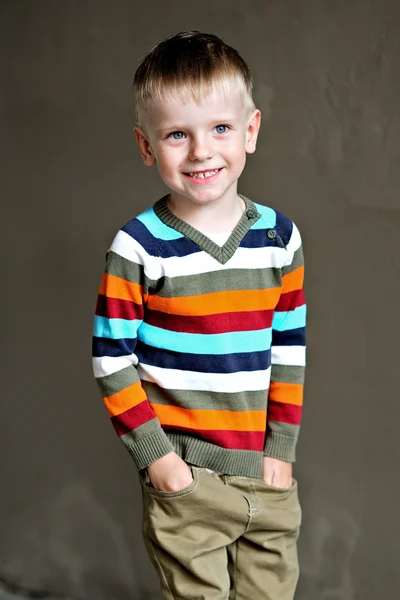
[145,82,248,128]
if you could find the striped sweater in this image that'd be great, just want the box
[92,195,306,478]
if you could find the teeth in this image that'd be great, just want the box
[189,169,219,179]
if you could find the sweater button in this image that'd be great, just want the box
[267,229,277,240]
[246,210,257,219]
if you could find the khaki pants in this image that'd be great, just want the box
[140,466,301,600]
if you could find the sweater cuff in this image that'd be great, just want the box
[263,433,297,463]
[124,429,175,470]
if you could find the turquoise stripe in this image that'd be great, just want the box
[272,305,307,331]
[136,207,184,240]
[93,315,142,339]
[137,323,272,354]
[252,203,277,229]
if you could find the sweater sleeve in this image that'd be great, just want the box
[264,220,306,463]
[92,230,175,470]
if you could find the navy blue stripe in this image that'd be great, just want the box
[136,342,271,374]
[274,210,294,247]
[239,229,285,249]
[154,237,203,259]
[92,336,136,358]
[121,218,158,255]
[122,216,289,255]
[122,216,287,256]
[272,327,306,346]
[121,218,202,259]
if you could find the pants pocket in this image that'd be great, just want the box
[140,465,199,500]
[260,477,298,493]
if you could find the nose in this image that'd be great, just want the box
[188,134,214,162]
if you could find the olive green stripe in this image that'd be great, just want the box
[157,267,281,298]
[106,251,158,293]
[270,365,305,385]
[106,250,142,279]
[142,381,268,411]
[266,422,300,439]
[96,366,140,397]
[282,246,304,276]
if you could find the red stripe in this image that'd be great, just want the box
[164,426,265,451]
[275,289,305,312]
[112,400,155,435]
[96,294,144,321]
[146,309,274,334]
[267,400,302,425]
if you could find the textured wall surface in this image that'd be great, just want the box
[1,1,400,598]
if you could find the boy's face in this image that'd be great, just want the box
[134,82,261,208]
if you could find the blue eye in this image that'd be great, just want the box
[169,131,185,140]
[215,125,228,134]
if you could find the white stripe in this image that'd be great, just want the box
[110,230,292,280]
[92,353,139,378]
[162,246,286,278]
[110,231,164,280]
[271,346,306,366]
[284,223,302,266]
[138,364,271,393]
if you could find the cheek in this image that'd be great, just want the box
[228,145,247,170]
[156,147,182,173]
[223,137,246,158]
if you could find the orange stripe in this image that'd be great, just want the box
[148,287,281,316]
[104,381,148,417]
[99,273,147,304]
[282,266,304,294]
[151,404,266,431]
[268,382,303,406]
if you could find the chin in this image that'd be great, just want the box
[188,192,225,204]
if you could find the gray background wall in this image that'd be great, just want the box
[1,1,399,599]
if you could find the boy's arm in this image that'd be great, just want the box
[92,234,175,471]
[264,221,306,464]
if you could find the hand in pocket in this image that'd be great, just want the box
[147,452,194,491]
[262,456,293,489]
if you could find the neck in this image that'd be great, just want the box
[167,191,245,234]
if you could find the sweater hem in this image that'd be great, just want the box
[263,433,297,462]
[166,433,264,478]
[124,429,175,470]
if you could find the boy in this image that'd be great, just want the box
[93,31,306,600]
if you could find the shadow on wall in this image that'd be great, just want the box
[0,579,161,600]
[1,481,161,600]
[295,470,360,600]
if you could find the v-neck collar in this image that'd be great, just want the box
[153,195,261,265]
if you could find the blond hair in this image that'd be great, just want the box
[133,31,255,127]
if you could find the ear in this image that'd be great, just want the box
[245,109,261,154]
[134,126,156,166]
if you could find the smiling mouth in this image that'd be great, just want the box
[185,168,223,179]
